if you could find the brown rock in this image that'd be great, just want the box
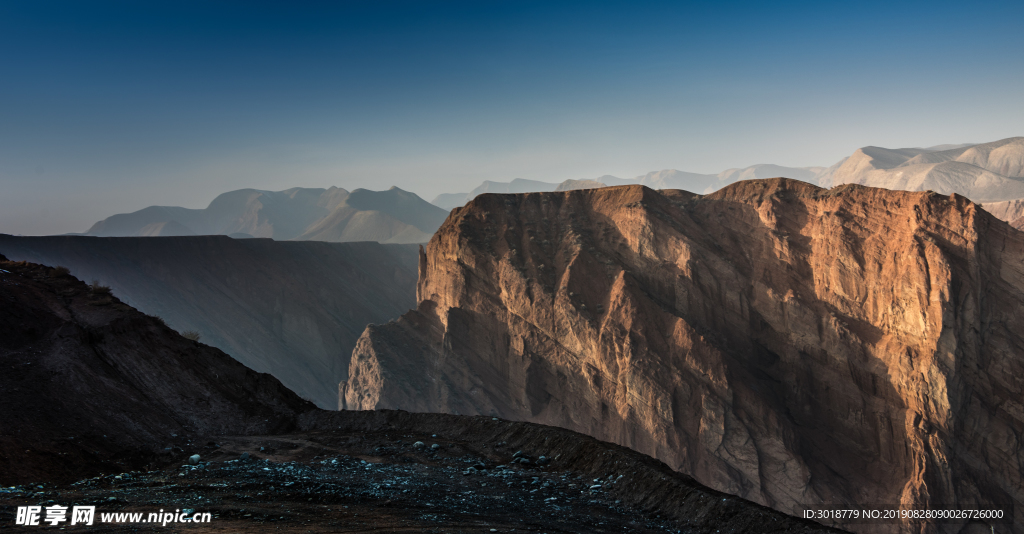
[342,179,1024,532]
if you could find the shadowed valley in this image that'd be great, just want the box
[0,235,419,408]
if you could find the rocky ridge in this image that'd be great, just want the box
[342,179,1024,533]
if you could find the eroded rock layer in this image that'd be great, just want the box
[342,179,1024,532]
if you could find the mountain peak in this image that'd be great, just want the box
[826,136,1024,200]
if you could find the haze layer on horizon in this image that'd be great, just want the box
[2,0,1023,235]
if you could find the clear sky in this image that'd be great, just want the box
[1,0,1022,235]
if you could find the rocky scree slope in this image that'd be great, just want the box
[0,254,313,484]
[342,179,1024,533]
[0,235,419,409]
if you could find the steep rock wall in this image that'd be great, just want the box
[342,179,1024,533]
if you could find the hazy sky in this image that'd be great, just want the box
[2,1,1022,235]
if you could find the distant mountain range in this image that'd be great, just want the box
[432,165,833,209]
[821,137,1024,201]
[431,136,1024,210]
[87,186,448,243]
[83,137,1024,241]
[430,179,563,210]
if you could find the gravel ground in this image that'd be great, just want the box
[0,426,840,533]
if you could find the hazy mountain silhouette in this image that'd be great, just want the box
[820,137,1024,201]
[297,187,450,244]
[434,166,832,210]
[87,186,447,244]
[555,179,606,191]
[431,178,561,209]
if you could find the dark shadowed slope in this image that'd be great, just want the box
[0,254,313,484]
[343,179,1024,533]
[0,235,418,408]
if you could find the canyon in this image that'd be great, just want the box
[342,179,1024,533]
[0,254,834,533]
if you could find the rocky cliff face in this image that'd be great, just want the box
[342,179,1024,532]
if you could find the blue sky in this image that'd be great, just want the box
[2,1,1023,234]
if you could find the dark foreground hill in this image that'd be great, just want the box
[0,254,312,484]
[0,255,836,533]
[343,179,1023,533]
[0,235,419,409]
